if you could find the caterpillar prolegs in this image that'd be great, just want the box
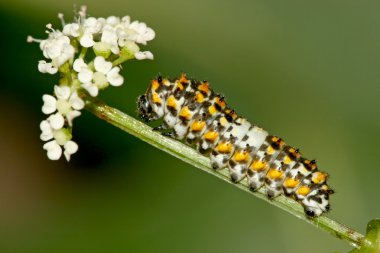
[137,74,334,217]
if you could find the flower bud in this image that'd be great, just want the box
[93,42,112,58]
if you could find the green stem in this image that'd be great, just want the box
[112,55,133,66]
[82,94,367,249]
[79,47,88,59]
[112,47,135,66]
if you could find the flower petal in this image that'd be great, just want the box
[101,28,118,46]
[80,33,95,48]
[121,16,131,24]
[81,83,99,97]
[40,120,53,141]
[38,60,58,74]
[106,67,124,86]
[94,56,112,74]
[134,51,154,60]
[73,58,88,72]
[66,110,81,126]
[54,85,71,100]
[42,94,57,114]
[84,17,102,34]
[43,140,62,160]
[78,69,94,83]
[49,113,64,130]
[63,23,80,37]
[63,140,78,161]
[69,92,85,110]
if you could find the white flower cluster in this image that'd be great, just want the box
[28,6,155,161]
[73,56,123,97]
[40,86,84,161]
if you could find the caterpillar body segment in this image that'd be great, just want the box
[228,126,268,184]
[137,74,333,217]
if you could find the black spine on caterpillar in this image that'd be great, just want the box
[137,74,334,217]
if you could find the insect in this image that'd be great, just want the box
[137,74,334,217]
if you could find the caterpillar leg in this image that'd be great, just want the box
[152,124,176,138]
[162,131,175,138]
[153,124,168,132]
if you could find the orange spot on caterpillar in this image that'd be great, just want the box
[179,106,191,120]
[215,142,232,153]
[167,96,177,108]
[151,79,160,91]
[250,160,267,171]
[179,73,188,84]
[232,150,249,162]
[267,169,283,179]
[297,185,310,196]
[312,172,327,184]
[215,97,226,109]
[190,121,206,132]
[152,93,161,104]
[284,178,299,188]
[284,156,292,165]
[208,105,217,115]
[198,81,209,93]
[203,131,219,142]
[194,92,204,103]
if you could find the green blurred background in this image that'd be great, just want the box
[1,0,379,252]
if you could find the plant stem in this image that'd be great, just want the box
[83,94,367,249]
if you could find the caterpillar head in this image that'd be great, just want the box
[137,95,156,122]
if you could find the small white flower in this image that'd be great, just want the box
[94,56,112,74]
[106,16,120,26]
[94,56,124,86]
[101,26,120,54]
[43,140,62,160]
[51,43,75,67]
[62,23,80,37]
[63,16,103,48]
[81,83,99,97]
[106,67,123,86]
[73,58,94,84]
[38,60,58,74]
[39,26,75,68]
[134,51,154,60]
[42,85,84,126]
[83,17,103,34]
[80,32,95,47]
[120,16,131,27]
[49,112,65,130]
[73,58,88,72]
[128,21,155,45]
[78,68,94,83]
[40,117,78,161]
[77,56,124,96]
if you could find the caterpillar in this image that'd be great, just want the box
[137,74,334,217]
